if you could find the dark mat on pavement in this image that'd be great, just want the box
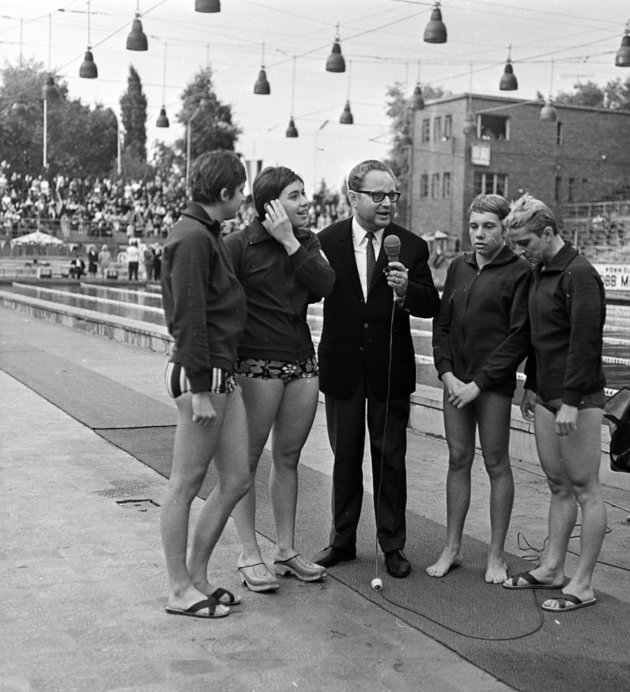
[0,348,176,429]
[99,425,630,692]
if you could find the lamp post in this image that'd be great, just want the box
[42,15,59,171]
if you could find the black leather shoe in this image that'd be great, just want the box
[312,545,356,568]
[384,549,411,578]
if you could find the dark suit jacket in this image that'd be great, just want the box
[318,218,440,400]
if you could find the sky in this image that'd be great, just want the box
[1,0,628,193]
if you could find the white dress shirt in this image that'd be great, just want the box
[352,217,383,301]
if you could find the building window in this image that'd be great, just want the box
[474,171,508,196]
[555,176,562,202]
[443,115,453,140]
[433,117,442,142]
[479,114,509,140]
[568,177,575,203]
[420,174,429,198]
[442,172,451,197]
[431,173,440,198]
[421,119,430,143]
[556,121,564,145]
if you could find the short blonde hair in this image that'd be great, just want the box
[504,193,559,236]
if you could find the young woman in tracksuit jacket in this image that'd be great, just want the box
[224,166,335,593]
[159,151,250,620]
[429,194,532,584]
[503,193,606,613]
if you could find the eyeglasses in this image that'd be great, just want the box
[351,189,401,203]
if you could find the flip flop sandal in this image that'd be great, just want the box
[502,571,564,590]
[208,587,241,606]
[541,594,597,612]
[165,597,229,619]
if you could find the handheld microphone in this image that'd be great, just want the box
[383,234,400,264]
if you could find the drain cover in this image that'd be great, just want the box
[115,498,160,511]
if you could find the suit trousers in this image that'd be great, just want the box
[324,370,409,554]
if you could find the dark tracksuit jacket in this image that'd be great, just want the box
[224,218,335,361]
[433,246,532,397]
[524,242,606,405]
[161,202,247,392]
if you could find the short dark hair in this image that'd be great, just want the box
[504,193,559,236]
[189,150,246,205]
[468,194,511,221]
[347,160,396,193]
[252,166,304,219]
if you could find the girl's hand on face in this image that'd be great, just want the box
[262,199,300,254]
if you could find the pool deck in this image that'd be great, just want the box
[2,283,630,690]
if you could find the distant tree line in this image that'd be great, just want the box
[0,59,240,185]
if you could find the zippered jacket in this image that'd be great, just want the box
[433,246,532,397]
[225,218,335,361]
[161,202,247,391]
[524,242,606,405]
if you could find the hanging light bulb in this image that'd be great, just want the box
[286,56,299,137]
[254,43,270,94]
[42,74,59,101]
[254,69,271,94]
[540,60,557,121]
[413,84,425,110]
[80,1,97,79]
[539,98,557,122]
[80,49,98,79]
[424,2,447,44]
[463,110,476,136]
[339,60,354,123]
[286,116,299,138]
[156,42,169,127]
[126,12,148,51]
[499,46,518,91]
[615,23,630,67]
[156,106,169,128]
[326,24,346,73]
[195,0,220,12]
[339,100,354,124]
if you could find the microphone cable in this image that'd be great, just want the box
[371,283,398,591]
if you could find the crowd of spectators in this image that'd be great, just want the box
[0,161,351,241]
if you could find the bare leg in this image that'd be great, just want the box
[528,403,576,587]
[543,407,605,606]
[231,378,284,567]
[426,393,475,578]
[269,377,319,559]
[160,390,248,614]
[188,390,250,590]
[476,392,513,584]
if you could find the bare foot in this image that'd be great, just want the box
[426,550,462,578]
[485,558,508,584]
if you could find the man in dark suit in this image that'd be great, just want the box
[313,160,440,578]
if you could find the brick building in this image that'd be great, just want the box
[409,93,630,252]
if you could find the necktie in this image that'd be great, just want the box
[365,232,376,290]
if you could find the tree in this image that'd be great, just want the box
[120,65,148,162]
[603,76,630,111]
[385,82,446,227]
[555,76,630,111]
[175,66,241,164]
[555,81,605,107]
[0,60,117,180]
